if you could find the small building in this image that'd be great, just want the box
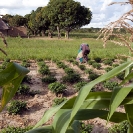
[0,18,27,37]
[0,18,9,36]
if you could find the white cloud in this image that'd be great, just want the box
[0,0,132,28]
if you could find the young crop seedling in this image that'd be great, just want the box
[7,100,27,115]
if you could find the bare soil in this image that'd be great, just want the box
[0,60,123,132]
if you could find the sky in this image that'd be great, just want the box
[0,0,132,28]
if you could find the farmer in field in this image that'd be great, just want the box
[76,43,90,63]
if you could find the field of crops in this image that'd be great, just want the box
[0,36,129,61]
[0,36,130,133]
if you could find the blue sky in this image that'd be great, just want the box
[0,0,131,28]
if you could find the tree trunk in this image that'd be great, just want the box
[66,30,70,39]
[57,26,61,39]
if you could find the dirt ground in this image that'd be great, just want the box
[0,60,123,133]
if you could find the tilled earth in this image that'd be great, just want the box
[0,59,124,133]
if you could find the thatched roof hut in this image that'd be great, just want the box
[0,18,9,36]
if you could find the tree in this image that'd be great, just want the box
[2,14,26,27]
[26,1,133,133]
[46,0,92,39]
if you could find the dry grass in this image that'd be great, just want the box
[97,0,133,58]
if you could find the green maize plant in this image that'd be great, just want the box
[26,1,133,133]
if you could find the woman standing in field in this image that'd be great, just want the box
[76,43,90,63]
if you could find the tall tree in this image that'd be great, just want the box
[46,0,92,39]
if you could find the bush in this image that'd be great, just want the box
[48,82,66,94]
[103,59,113,66]
[7,100,27,115]
[85,68,94,74]
[88,60,95,65]
[22,75,32,83]
[116,71,125,80]
[64,67,74,74]
[74,81,88,92]
[79,64,86,70]
[80,122,93,133]
[109,120,128,133]
[42,75,57,83]
[62,73,81,83]
[52,97,67,106]
[17,84,30,95]
[89,73,100,81]
[92,62,101,69]
[103,80,119,90]
[104,67,113,72]
[94,57,102,63]
[1,126,32,133]
[39,66,51,75]
[56,61,67,69]
[21,61,30,68]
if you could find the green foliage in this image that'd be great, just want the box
[56,61,67,69]
[52,97,67,106]
[103,80,120,90]
[109,120,128,133]
[85,68,94,74]
[0,62,29,112]
[64,67,74,75]
[80,122,93,133]
[74,81,88,92]
[42,75,57,83]
[88,60,95,65]
[103,59,113,66]
[88,72,100,81]
[22,75,32,83]
[116,71,125,80]
[105,67,113,72]
[39,66,51,75]
[48,82,66,95]
[79,64,86,70]
[17,84,30,95]
[1,126,32,133]
[92,62,101,69]
[62,73,81,83]
[94,57,102,63]
[7,100,27,115]
[21,60,30,68]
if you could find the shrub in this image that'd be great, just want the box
[42,75,57,83]
[39,66,51,75]
[92,62,101,69]
[64,67,74,74]
[48,82,66,95]
[36,58,44,62]
[7,100,27,115]
[56,61,67,69]
[116,71,125,80]
[17,84,30,95]
[62,73,81,83]
[80,122,93,133]
[104,67,113,72]
[89,73,100,81]
[94,57,102,63]
[73,60,79,65]
[52,97,67,106]
[103,59,113,66]
[1,126,32,133]
[109,120,128,133]
[85,68,94,74]
[79,64,86,70]
[88,60,95,65]
[22,75,32,83]
[21,61,30,68]
[103,80,119,90]
[74,81,88,92]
